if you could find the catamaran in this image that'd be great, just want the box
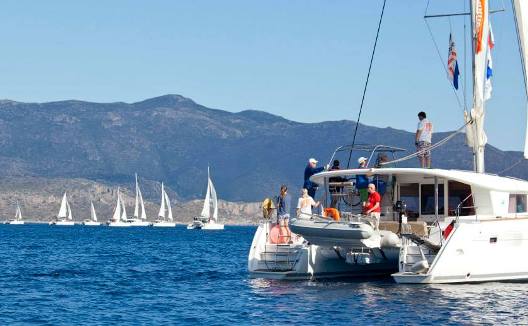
[152,182,176,227]
[187,167,224,230]
[5,202,24,225]
[50,192,75,226]
[127,173,150,226]
[83,201,101,226]
[108,187,131,227]
[250,1,528,283]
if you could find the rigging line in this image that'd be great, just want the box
[497,158,525,175]
[464,0,468,112]
[380,120,472,166]
[346,0,387,168]
[424,17,464,111]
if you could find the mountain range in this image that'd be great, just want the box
[0,94,526,209]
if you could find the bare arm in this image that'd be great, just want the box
[415,130,421,143]
[366,202,380,214]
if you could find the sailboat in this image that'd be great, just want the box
[107,187,131,227]
[250,2,528,282]
[50,192,75,226]
[127,173,150,226]
[152,182,176,227]
[83,201,101,226]
[5,201,24,225]
[187,167,224,230]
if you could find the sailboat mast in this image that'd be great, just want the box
[469,0,488,173]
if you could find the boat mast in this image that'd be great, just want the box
[469,0,489,173]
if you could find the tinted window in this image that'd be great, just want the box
[421,184,445,215]
[400,183,419,220]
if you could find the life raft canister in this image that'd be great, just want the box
[323,208,341,221]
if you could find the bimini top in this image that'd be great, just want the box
[311,168,528,193]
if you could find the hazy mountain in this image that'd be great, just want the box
[0,94,525,203]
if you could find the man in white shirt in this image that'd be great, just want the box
[415,111,433,168]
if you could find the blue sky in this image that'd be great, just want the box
[0,0,524,151]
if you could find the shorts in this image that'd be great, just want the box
[416,141,431,159]
[278,214,290,221]
[359,188,369,202]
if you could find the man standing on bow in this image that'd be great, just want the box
[304,158,325,199]
[416,111,433,169]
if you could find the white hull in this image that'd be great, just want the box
[152,221,176,227]
[107,221,131,227]
[202,222,224,230]
[82,221,101,226]
[51,220,75,226]
[393,218,528,284]
[127,220,151,227]
[4,220,24,225]
[248,223,398,280]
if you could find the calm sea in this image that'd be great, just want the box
[0,225,526,325]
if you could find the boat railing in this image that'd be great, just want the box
[455,193,477,223]
[327,144,406,169]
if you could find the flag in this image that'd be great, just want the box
[484,23,494,101]
[447,33,460,90]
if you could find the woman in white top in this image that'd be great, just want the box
[297,188,320,218]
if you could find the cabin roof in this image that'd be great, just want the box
[311,168,528,193]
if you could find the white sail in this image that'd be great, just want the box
[134,174,147,220]
[134,173,140,218]
[513,0,528,159]
[158,182,166,218]
[120,192,127,221]
[112,188,122,221]
[66,200,73,220]
[209,177,218,222]
[58,192,68,218]
[470,0,490,172]
[15,202,22,221]
[139,187,147,220]
[90,201,97,222]
[200,169,211,219]
[164,190,173,221]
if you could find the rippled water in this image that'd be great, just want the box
[0,225,526,325]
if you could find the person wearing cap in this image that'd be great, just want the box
[303,158,325,199]
[364,183,381,230]
[356,157,370,205]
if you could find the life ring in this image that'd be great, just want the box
[323,208,341,221]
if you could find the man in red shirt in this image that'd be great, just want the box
[364,183,381,230]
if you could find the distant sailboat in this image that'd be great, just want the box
[50,192,75,226]
[187,167,224,230]
[5,201,24,225]
[128,173,150,226]
[152,182,176,227]
[83,201,101,226]
[108,187,130,227]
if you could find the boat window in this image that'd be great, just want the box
[448,181,474,216]
[509,194,527,214]
[420,184,445,215]
[400,183,419,220]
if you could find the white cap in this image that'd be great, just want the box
[308,158,318,164]
[358,157,368,164]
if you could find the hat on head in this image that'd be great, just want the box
[308,158,318,164]
[358,157,368,164]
